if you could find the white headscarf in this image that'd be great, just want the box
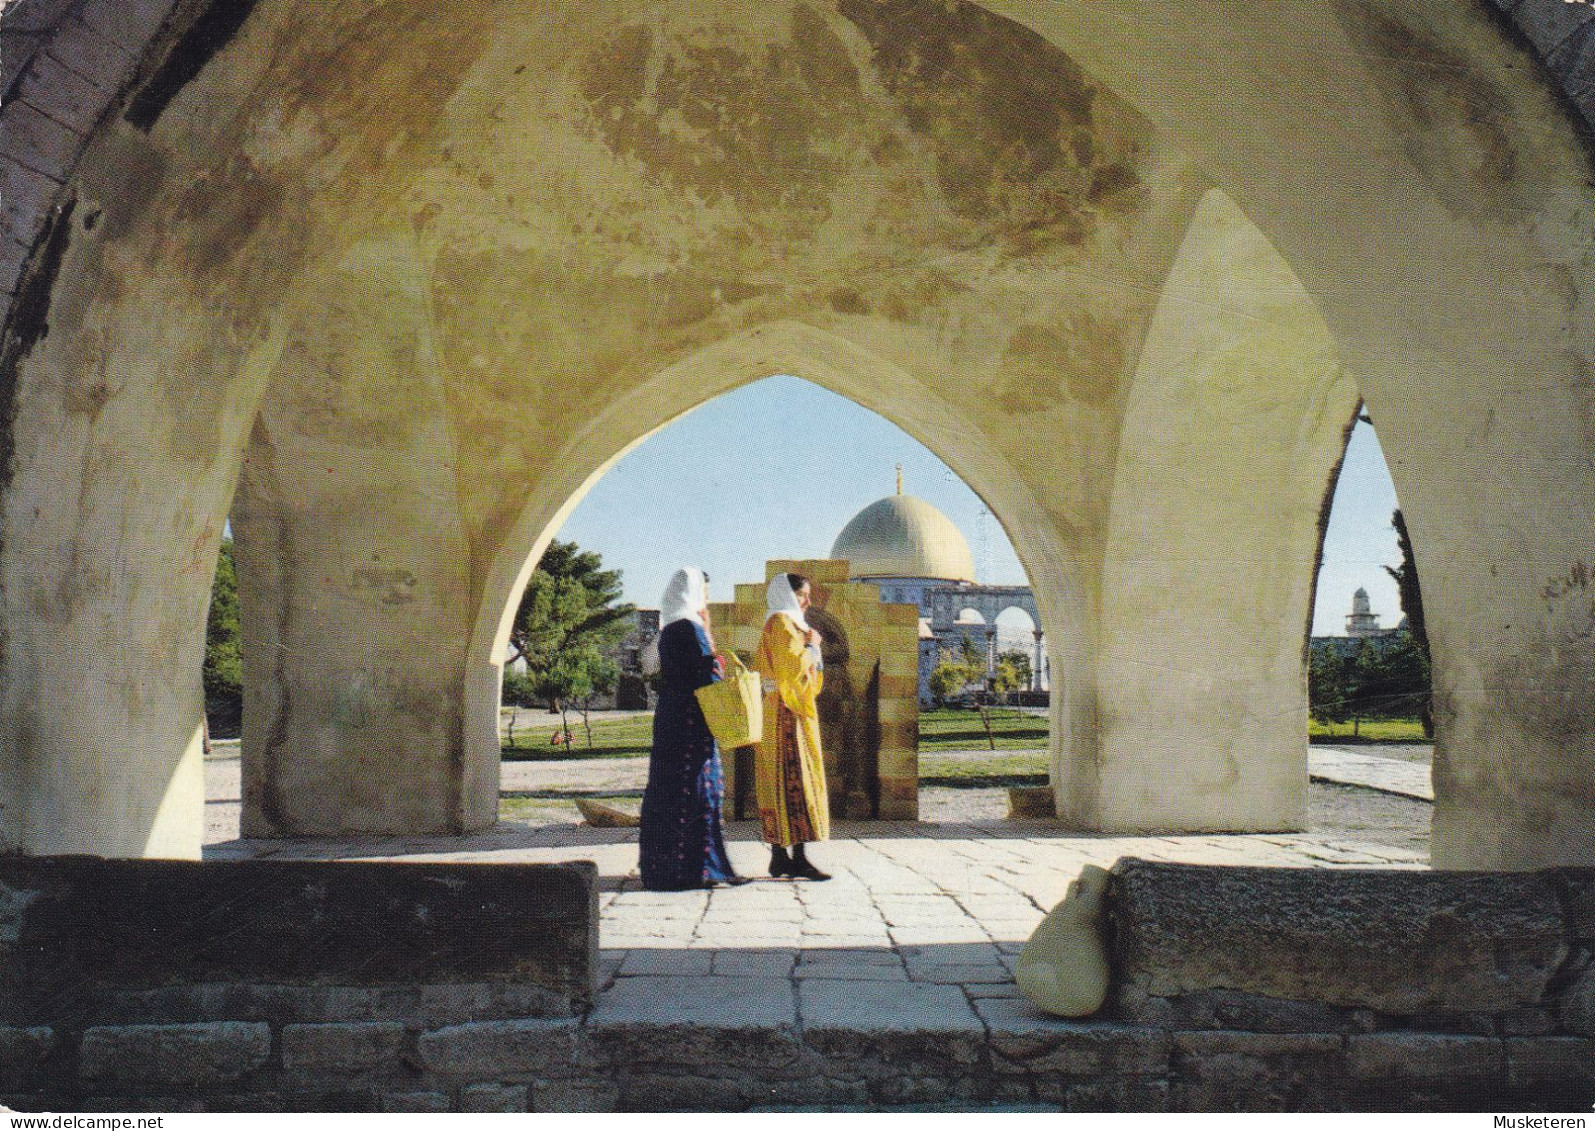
[765,572,810,631]
[643,567,710,676]
[660,567,708,628]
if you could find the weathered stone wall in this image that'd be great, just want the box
[4,857,1594,1112]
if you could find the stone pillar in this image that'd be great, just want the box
[985,629,998,682]
[233,239,489,837]
[1092,190,1358,833]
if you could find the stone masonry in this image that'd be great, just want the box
[6,847,1595,1112]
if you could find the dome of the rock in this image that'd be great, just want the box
[830,495,977,582]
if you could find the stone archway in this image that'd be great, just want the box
[0,0,1591,867]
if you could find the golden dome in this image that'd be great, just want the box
[830,495,976,582]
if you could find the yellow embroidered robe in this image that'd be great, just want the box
[754,612,830,845]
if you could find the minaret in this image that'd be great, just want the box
[896,464,903,495]
[1345,587,1382,637]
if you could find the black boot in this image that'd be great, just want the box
[770,845,793,879]
[790,843,831,882]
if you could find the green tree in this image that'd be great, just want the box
[508,540,634,718]
[929,648,981,704]
[1383,508,1433,737]
[997,649,1032,696]
[204,536,243,736]
[1360,634,1431,723]
[1308,643,1352,729]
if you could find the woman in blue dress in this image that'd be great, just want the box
[638,567,746,890]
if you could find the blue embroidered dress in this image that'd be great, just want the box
[638,618,738,890]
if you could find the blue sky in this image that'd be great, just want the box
[554,376,1402,638]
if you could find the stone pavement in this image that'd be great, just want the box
[203,740,1432,1041]
[207,803,1428,1036]
[1309,745,1434,800]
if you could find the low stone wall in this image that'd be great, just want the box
[0,857,599,1111]
[4,857,1595,1111]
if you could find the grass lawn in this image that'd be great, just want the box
[919,748,1048,788]
[918,707,1048,751]
[499,794,641,821]
[501,711,653,760]
[1307,717,1429,744]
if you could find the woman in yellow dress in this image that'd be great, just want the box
[755,572,831,880]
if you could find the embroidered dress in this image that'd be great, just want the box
[754,611,830,846]
[638,590,737,891]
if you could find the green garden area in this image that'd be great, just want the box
[502,705,1050,760]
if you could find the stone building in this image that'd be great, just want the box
[710,559,921,820]
[0,0,1591,870]
[1311,589,1409,660]
[830,488,1046,703]
[1345,587,1383,638]
[3,0,1595,1112]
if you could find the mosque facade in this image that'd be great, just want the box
[829,488,1046,705]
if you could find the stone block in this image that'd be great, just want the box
[281,1022,405,1074]
[1409,1011,1497,1036]
[1506,1036,1595,1093]
[1169,988,1353,1033]
[979,998,1169,1076]
[202,1093,289,1113]
[76,0,177,52]
[279,1090,379,1113]
[532,1078,620,1112]
[75,1096,205,1113]
[1109,860,1567,1014]
[587,974,796,1030]
[459,1082,528,1112]
[43,17,137,94]
[0,1027,55,1087]
[0,858,598,1020]
[0,159,62,247]
[1173,1031,1347,1112]
[18,52,114,135]
[1508,0,1594,56]
[416,1018,580,1078]
[877,777,917,819]
[1061,1076,1170,1113]
[0,31,46,91]
[590,1023,810,1076]
[877,698,916,724]
[619,1072,750,1112]
[1562,964,1595,1035]
[1174,1031,1342,1057]
[801,977,981,1036]
[79,1022,271,1088]
[2,0,81,34]
[1552,868,1595,944]
[878,674,917,700]
[1345,1033,1504,1086]
[380,1091,450,1113]
[1499,1007,1555,1037]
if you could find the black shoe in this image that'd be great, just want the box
[790,857,831,882]
[770,852,794,879]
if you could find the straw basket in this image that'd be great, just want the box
[694,651,763,748]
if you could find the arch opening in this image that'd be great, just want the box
[485,367,1066,835]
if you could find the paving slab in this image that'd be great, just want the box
[800,979,982,1031]
[590,975,797,1028]
[1310,746,1434,800]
